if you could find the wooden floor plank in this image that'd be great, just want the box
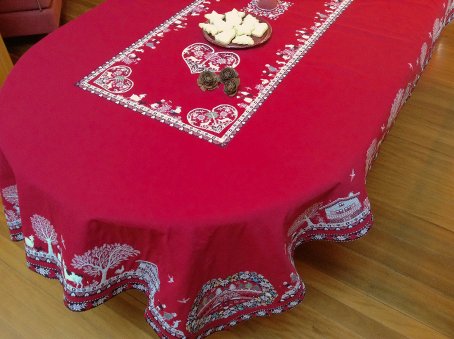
[344,227,454,299]
[297,262,447,339]
[301,287,405,339]
[367,202,454,257]
[210,301,363,339]
[296,242,454,337]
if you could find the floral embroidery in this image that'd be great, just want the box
[182,43,241,74]
[187,105,238,133]
[243,0,294,20]
[93,66,134,94]
[186,271,277,334]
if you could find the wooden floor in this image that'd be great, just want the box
[2,2,454,338]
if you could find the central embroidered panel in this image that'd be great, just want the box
[78,0,353,145]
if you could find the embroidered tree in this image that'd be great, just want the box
[2,185,19,206]
[72,243,140,285]
[419,42,428,70]
[2,185,20,214]
[388,89,404,130]
[288,202,323,237]
[432,18,443,43]
[363,197,371,212]
[299,203,323,228]
[31,215,58,257]
[5,209,18,227]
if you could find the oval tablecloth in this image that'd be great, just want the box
[0,0,452,337]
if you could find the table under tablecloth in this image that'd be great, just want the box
[0,0,452,337]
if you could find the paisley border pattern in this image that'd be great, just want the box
[186,271,278,333]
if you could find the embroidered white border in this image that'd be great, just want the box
[78,0,354,146]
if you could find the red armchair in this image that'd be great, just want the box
[0,0,62,37]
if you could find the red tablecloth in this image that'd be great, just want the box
[0,0,452,337]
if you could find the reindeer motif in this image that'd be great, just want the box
[129,94,147,102]
[237,90,255,104]
[24,235,34,248]
[115,265,125,275]
[62,260,83,288]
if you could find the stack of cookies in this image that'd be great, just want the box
[199,9,269,46]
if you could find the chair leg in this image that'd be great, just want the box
[0,34,13,87]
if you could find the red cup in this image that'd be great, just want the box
[257,0,279,10]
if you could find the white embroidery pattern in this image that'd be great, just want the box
[286,194,372,263]
[366,138,380,175]
[24,214,185,338]
[446,0,454,22]
[182,43,240,74]
[289,193,370,236]
[388,85,412,130]
[149,99,183,120]
[186,271,277,334]
[187,105,238,133]
[2,185,23,240]
[431,18,443,43]
[94,66,134,94]
[419,42,428,70]
[281,272,304,302]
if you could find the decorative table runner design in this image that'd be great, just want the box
[78,0,353,145]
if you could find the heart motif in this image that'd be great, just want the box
[187,105,238,133]
[187,271,277,333]
[182,43,240,74]
[94,65,134,94]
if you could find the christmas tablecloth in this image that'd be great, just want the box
[0,0,452,337]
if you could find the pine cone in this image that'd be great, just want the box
[197,71,219,91]
[219,67,239,83]
[224,78,240,97]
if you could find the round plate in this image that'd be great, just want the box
[202,18,272,49]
